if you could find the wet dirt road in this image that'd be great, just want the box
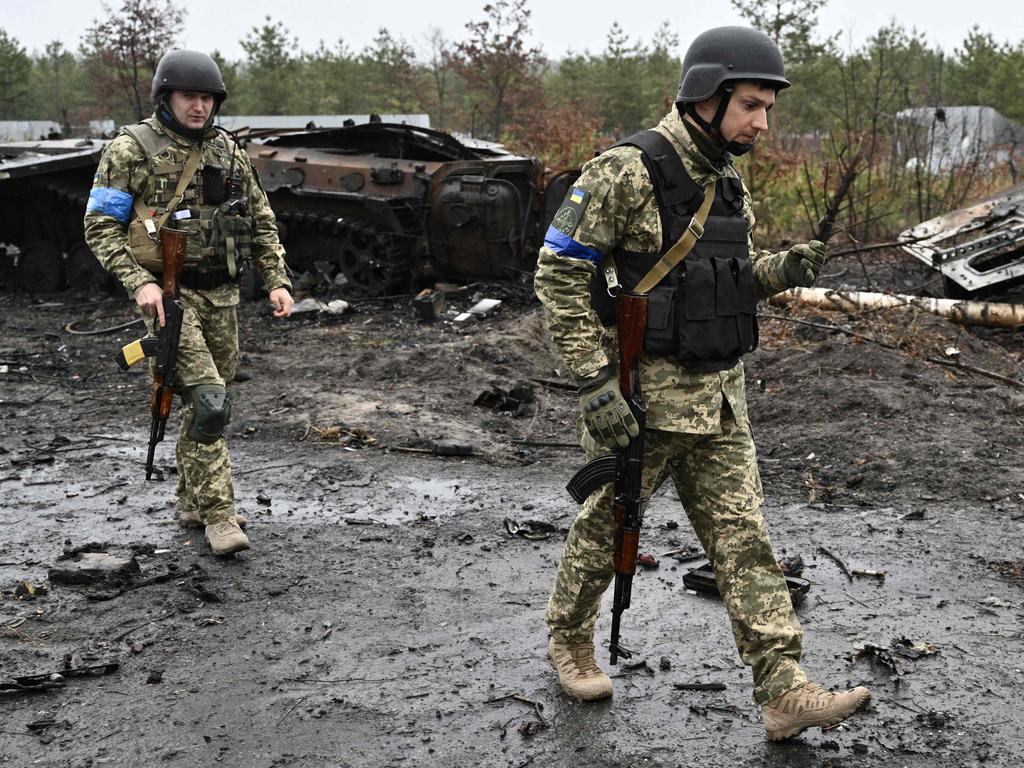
[1,273,1023,768]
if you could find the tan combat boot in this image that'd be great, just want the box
[548,635,613,701]
[178,509,248,529]
[762,681,871,741]
[205,518,250,556]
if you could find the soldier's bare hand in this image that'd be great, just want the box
[269,287,294,318]
[134,282,165,327]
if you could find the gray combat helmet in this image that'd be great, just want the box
[675,26,788,156]
[676,26,789,103]
[151,50,227,106]
[151,50,226,140]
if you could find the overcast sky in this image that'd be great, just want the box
[3,0,1021,60]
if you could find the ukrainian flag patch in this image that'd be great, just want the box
[550,185,591,236]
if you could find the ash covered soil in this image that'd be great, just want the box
[2,250,1024,768]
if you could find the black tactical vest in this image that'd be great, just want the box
[589,130,758,373]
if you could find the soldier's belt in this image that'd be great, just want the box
[178,268,234,291]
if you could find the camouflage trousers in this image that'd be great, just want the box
[145,289,238,524]
[547,417,807,704]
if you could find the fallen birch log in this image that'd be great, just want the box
[769,287,1024,329]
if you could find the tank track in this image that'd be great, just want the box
[276,210,414,296]
[1,179,111,293]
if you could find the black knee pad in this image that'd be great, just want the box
[187,384,231,443]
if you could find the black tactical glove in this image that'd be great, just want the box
[777,240,827,288]
[578,368,640,449]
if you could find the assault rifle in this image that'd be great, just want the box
[114,226,189,480]
[565,290,648,664]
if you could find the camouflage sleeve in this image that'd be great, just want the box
[83,135,157,297]
[741,181,789,299]
[534,148,642,379]
[242,156,291,292]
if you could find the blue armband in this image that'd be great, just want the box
[543,226,603,263]
[86,187,133,223]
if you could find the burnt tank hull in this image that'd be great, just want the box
[0,123,551,296]
[250,123,543,294]
[0,139,114,292]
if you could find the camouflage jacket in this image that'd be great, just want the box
[84,116,290,307]
[534,107,791,434]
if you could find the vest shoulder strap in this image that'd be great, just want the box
[615,130,705,251]
[121,122,174,160]
[615,130,704,215]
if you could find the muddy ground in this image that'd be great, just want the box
[1,250,1023,768]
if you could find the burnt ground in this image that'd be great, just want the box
[1,249,1023,768]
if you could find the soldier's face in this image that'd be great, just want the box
[696,82,776,145]
[168,90,215,129]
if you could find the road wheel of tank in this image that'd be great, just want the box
[66,241,118,294]
[17,240,66,293]
[336,224,411,295]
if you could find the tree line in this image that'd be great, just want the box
[2,0,1023,239]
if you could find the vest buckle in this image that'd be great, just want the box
[603,263,620,297]
[686,216,705,240]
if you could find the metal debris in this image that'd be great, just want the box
[412,288,445,322]
[673,682,727,691]
[455,298,502,323]
[502,518,556,540]
[0,661,119,695]
[849,636,940,675]
[48,552,140,586]
[683,561,810,605]
[900,184,1024,296]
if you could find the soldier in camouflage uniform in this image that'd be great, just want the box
[536,27,871,740]
[84,50,293,556]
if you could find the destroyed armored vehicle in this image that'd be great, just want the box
[901,184,1024,298]
[247,122,574,294]
[0,123,577,295]
[0,138,112,293]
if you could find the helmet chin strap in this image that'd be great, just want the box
[157,96,218,141]
[684,87,756,157]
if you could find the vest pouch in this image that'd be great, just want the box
[681,258,716,320]
[202,165,226,204]
[714,257,740,316]
[128,218,162,272]
[676,257,720,362]
[735,258,759,354]
[171,217,204,266]
[712,257,742,360]
[643,285,676,356]
[210,211,254,275]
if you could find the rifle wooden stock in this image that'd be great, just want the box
[616,291,647,397]
[160,225,188,297]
